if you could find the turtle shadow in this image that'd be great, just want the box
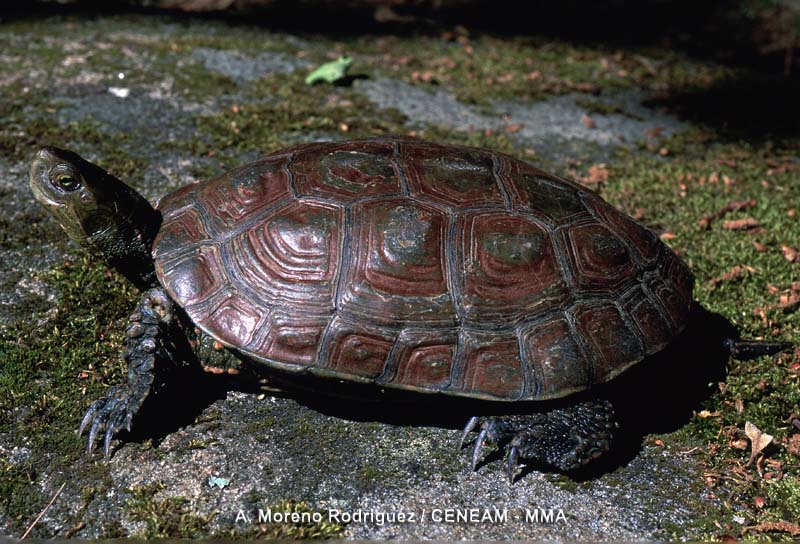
[112,304,734,482]
[259,303,735,481]
[560,303,735,481]
[115,365,246,449]
[333,73,370,87]
[645,76,800,142]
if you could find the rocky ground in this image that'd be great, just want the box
[1,7,798,540]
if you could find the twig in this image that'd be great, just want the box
[697,199,757,230]
[21,482,66,540]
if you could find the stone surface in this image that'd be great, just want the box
[193,47,310,82]
[73,391,703,539]
[359,78,686,163]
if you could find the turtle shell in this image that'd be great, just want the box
[152,137,693,401]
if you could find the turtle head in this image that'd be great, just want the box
[30,146,117,243]
[30,146,161,289]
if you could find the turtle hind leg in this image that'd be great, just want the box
[461,400,618,481]
[193,329,244,375]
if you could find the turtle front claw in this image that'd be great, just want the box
[78,385,139,459]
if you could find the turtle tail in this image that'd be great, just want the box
[723,338,794,360]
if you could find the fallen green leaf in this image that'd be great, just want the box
[305,56,353,85]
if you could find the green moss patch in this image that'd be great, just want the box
[126,481,214,538]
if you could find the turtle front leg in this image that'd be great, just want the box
[461,399,618,481]
[79,287,179,459]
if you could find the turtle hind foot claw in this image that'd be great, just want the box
[458,416,512,472]
[459,400,618,481]
[459,416,479,449]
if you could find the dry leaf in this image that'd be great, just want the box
[766,458,783,470]
[575,82,597,93]
[745,421,773,465]
[779,291,799,306]
[709,265,756,289]
[581,115,596,129]
[697,199,757,229]
[579,164,609,185]
[778,286,800,312]
[784,434,800,458]
[781,244,799,263]
[748,521,800,536]
[730,438,748,450]
[757,282,800,316]
[697,410,720,418]
[723,217,760,230]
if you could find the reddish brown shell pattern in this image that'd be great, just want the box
[152,138,694,401]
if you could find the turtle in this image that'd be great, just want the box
[29,137,791,480]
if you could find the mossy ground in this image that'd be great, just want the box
[0,256,135,533]
[0,8,798,540]
[600,130,800,538]
[126,481,214,538]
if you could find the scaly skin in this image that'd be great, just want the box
[29,147,160,289]
[192,329,244,375]
[461,400,618,482]
[79,288,179,458]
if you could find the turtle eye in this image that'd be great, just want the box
[54,173,80,192]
